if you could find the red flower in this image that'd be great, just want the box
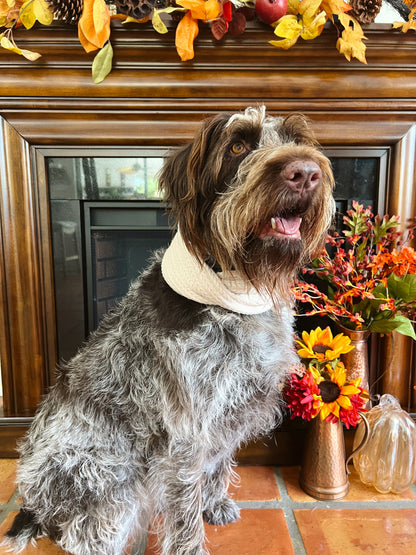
[283,371,322,421]
[338,387,368,429]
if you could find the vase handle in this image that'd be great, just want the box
[345,412,370,474]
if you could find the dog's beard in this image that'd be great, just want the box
[237,236,304,305]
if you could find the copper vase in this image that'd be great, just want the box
[300,414,371,501]
[379,331,413,408]
[300,417,349,500]
[337,324,371,393]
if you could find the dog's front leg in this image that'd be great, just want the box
[202,458,240,526]
[159,443,207,555]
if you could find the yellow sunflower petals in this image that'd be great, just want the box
[337,395,353,409]
[340,384,360,396]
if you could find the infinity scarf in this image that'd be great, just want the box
[161,231,274,315]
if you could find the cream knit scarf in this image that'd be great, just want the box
[161,231,274,315]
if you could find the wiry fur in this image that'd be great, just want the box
[4,106,334,555]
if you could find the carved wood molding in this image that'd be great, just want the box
[0,118,46,416]
[0,111,415,147]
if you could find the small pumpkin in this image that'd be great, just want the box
[353,394,416,493]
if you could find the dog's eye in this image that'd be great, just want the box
[230,142,246,155]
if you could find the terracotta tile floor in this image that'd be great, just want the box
[1,460,415,554]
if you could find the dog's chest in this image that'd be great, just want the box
[175,307,296,410]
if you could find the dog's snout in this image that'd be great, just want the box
[283,160,322,193]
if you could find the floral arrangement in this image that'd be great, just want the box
[284,326,368,427]
[0,0,415,82]
[293,201,416,340]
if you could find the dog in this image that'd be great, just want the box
[4,106,334,555]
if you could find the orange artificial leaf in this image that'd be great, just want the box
[78,0,110,53]
[0,0,23,27]
[201,0,220,20]
[320,0,351,20]
[175,0,197,9]
[79,26,97,52]
[175,10,199,61]
[337,12,367,64]
[93,0,110,43]
[393,8,416,32]
[176,0,220,21]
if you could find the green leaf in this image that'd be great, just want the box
[92,42,113,84]
[387,273,416,303]
[373,215,399,244]
[370,314,416,340]
[371,282,387,298]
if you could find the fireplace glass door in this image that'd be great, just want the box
[47,152,171,362]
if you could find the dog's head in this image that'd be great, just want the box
[160,106,335,304]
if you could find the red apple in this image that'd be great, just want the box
[255,0,288,25]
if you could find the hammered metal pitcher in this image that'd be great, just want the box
[300,414,370,500]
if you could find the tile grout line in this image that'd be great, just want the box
[272,466,308,555]
[0,488,21,526]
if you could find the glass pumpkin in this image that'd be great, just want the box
[352,394,416,493]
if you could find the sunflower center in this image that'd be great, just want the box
[313,344,330,354]
[319,380,341,403]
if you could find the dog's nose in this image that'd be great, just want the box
[283,160,322,193]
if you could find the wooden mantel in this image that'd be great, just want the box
[1,22,416,146]
[1,21,416,457]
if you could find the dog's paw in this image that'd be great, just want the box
[203,497,240,526]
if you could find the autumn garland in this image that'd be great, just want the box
[0,0,415,82]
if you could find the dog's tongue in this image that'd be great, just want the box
[259,216,302,239]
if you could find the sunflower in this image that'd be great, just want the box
[296,326,354,363]
[318,362,363,423]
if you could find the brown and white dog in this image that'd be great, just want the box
[5,106,334,555]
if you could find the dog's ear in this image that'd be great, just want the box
[160,113,229,258]
[159,142,194,209]
[280,114,319,147]
[160,113,228,206]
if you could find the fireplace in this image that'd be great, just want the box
[1,23,416,457]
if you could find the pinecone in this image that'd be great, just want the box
[349,0,383,24]
[115,0,157,20]
[48,0,84,24]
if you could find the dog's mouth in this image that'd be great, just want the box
[258,215,302,240]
